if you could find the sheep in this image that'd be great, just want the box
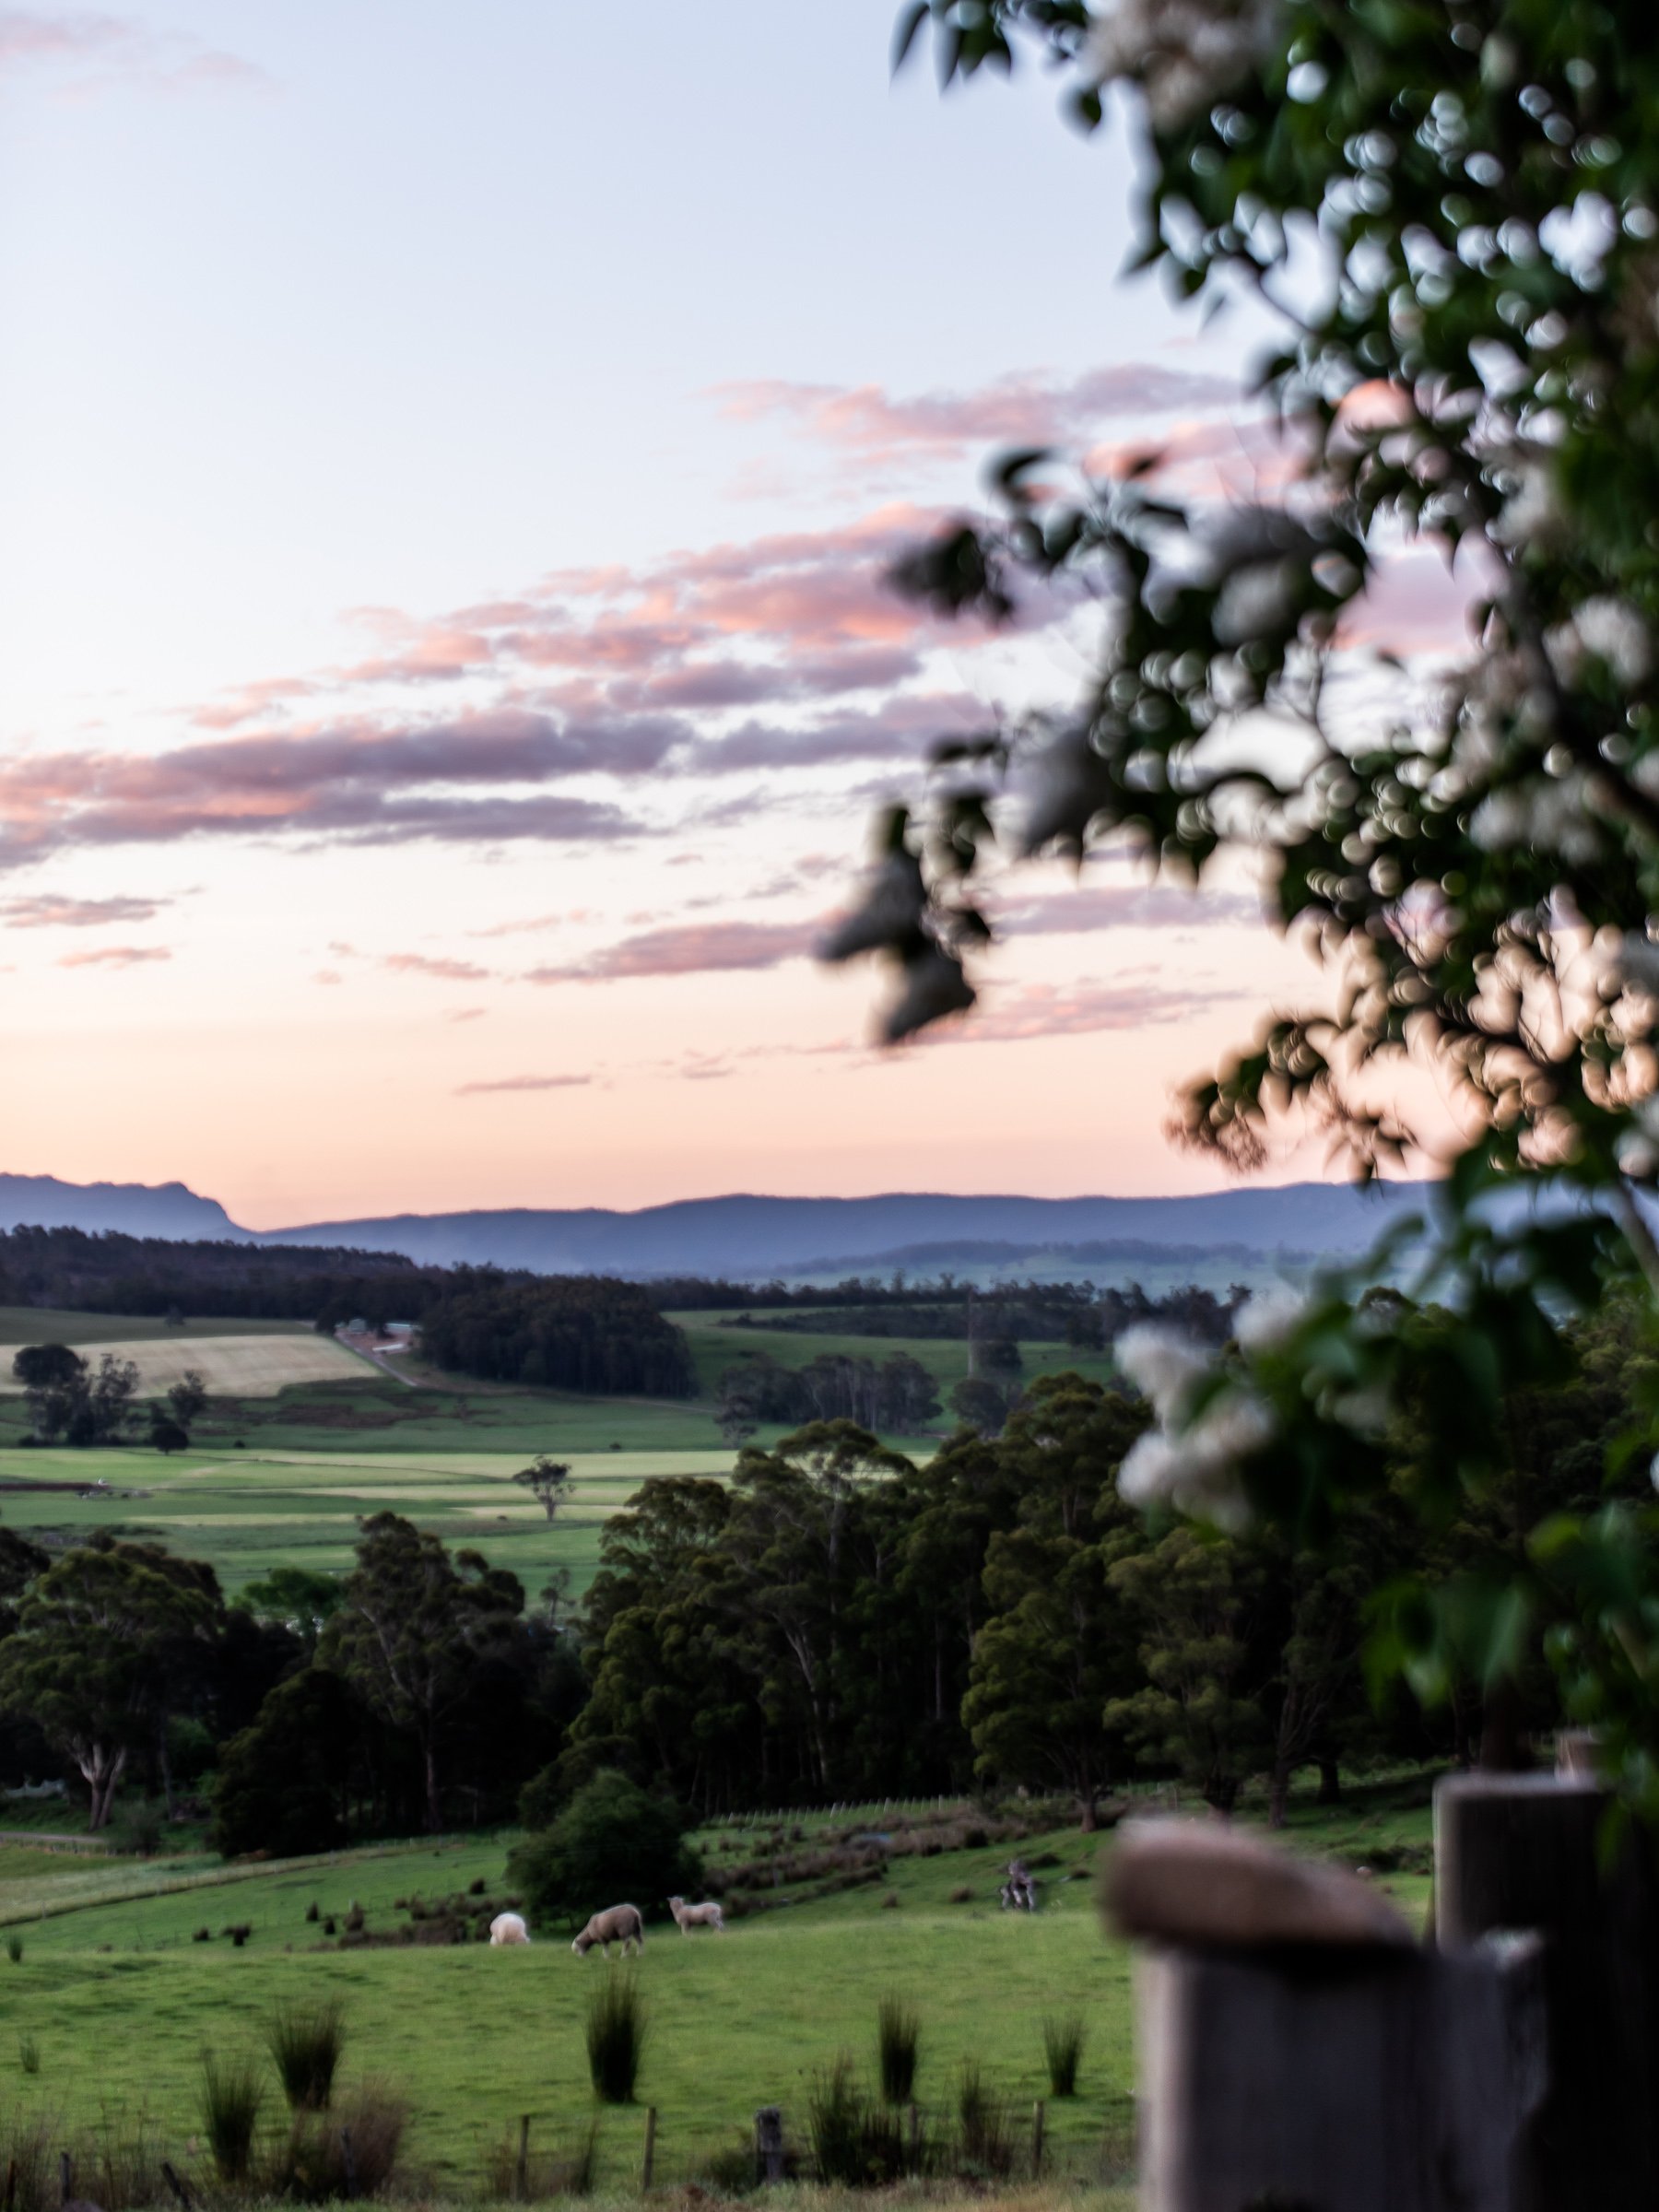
[488,1912,531,1946]
[666,1895,724,1935]
[571,1903,645,1958]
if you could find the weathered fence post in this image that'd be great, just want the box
[1436,1769,1659,2212]
[338,2124,357,2202]
[754,2107,785,2185]
[159,2162,193,2212]
[1110,1818,1547,2212]
[1030,2098,1045,2177]
[515,2115,530,2200]
[641,2107,657,2192]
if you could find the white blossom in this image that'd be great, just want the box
[1116,1323,1210,1421]
[1573,596,1653,688]
[1117,1385,1273,1530]
[1491,462,1563,548]
[818,849,926,961]
[1214,560,1301,644]
[1085,0,1282,134]
[1468,773,1603,864]
[1234,1283,1310,1352]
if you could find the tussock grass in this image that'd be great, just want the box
[1041,2012,1086,2098]
[267,1997,347,2112]
[198,2050,265,2182]
[584,1971,649,2105]
[957,2061,1016,2178]
[876,1995,921,2105]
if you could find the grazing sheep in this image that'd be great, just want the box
[571,1903,645,1958]
[666,1895,724,1935]
[488,1912,531,1946]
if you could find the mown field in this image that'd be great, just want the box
[0,1776,1435,2197]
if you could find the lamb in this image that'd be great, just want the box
[488,1912,531,1946]
[666,1895,724,1935]
[571,1903,645,1957]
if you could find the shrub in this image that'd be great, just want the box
[266,1998,347,2112]
[876,1996,920,2105]
[947,1885,973,1905]
[508,1770,700,1930]
[199,2052,265,2183]
[110,1799,164,1858]
[5,1932,21,1963]
[956,2062,1014,2177]
[211,1671,356,1859]
[1041,2012,1086,2098]
[584,1971,649,2105]
[806,2058,904,2187]
[267,2081,406,2203]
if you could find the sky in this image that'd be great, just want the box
[0,1,1446,1230]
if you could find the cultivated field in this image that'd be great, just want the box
[0,1309,317,1347]
[0,1333,374,1398]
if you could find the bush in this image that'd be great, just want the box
[199,2052,264,2183]
[110,1799,164,1858]
[1041,2012,1086,2098]
[584,1971,649,2104]
[266,1998,347,2112]
[508,1770,700,1930]
[267,2082,406,2203]
[517,1761,564,1833]
[876,1995,919,2105]
[5,1932,21,1964]
[806,2058,905,2187]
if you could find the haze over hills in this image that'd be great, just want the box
[1,1171,1435,1283]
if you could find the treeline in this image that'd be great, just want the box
[715,1349,943,1436]
[717,1282,1245,1347]
[0,1226,444,1328]
[417,1275,696,1398]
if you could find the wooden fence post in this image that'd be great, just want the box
[754,2107,785,2185]
[1030,2099,1045,2177]
[1110,1817,1548,2212]
[515,2115,530,2200]
[641,2107,657,2192]
[1436,1771,1659,2212]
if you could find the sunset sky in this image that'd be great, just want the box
[0,1,1463,1230]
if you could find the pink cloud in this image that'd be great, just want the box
[526,919,818,984]
[56,943,171,970]
[0,9,270,93]
[929,977,1231,1044]
[715,363,1240,465]
[382,953,490,982]
[454,1073,591,1094]
[1,892,167,928]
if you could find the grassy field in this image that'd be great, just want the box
[0,1446,731,1595]
[0,1310,316,1347]
[0,1334,374,1398]
[669,1313,1120,1401]
[0,1774,1434,2198]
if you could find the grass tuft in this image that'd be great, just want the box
[876,1994,920,2105]
[268,2079,407,2203]
[266,1997,347,2112]
[199,2051,265,2183]
[5,1931,22,1964]
[1041,2010,1086,2097]
[17,2035,39,2076]
[584,1971,649,2105]
[957,2060,1014,2177]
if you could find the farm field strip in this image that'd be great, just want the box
[0,1333,373,1397]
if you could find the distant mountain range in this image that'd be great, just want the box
[0,1171,1437,1283]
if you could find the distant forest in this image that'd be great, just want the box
[417,1276,696,1399]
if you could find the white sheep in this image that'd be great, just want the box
[666,1895,724,1935]
[488,1912,531,1946]
[571,1903,645,1957]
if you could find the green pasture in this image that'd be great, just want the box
[0,1446,734,1596]
[0,1310,315,1348]
[668,1314,1120,1401]
[0,1776,1435,2195]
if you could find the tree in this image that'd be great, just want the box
[14,1344,88,1444]
[0,1537,222,1827]
[211,1668,359,1858]
[167,1370,208,1430]
[321,1512,523,1831]
[808,0,1659,1807]
[962,1378,1151,1826]
[512,1456,573,1525]
[236,1566,344,1649]
[506,1768,701,1931]
[949,1376,1018,1437]
[148,1412,190,1455]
